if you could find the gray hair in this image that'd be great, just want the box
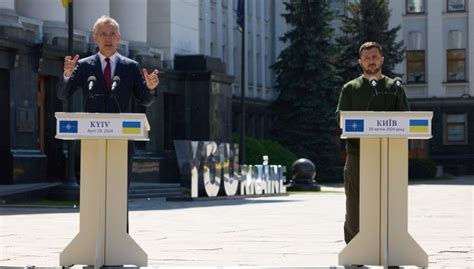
[92,15,120,34]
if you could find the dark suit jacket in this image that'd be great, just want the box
[57,53,156,113]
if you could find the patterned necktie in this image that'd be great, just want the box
[104,57,111,91]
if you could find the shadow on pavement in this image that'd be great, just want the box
[0,196,299,216]
[408,176,474,186]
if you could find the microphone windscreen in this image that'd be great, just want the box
[88,76,97,82]
[394,77,403,87]
[369,77,378,87]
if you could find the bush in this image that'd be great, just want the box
[409,159,437,179]
[232,133,298,170]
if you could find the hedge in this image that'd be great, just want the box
[232,134,298,171]
[409,159,437,179]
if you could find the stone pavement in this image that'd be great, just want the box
[0,177,473,268]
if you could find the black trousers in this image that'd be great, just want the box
[343,153,360,244]
[127,141,134,233]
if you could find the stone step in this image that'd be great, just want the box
[128,182,182,199]
[129,191,183,199]
[0,182,62,204]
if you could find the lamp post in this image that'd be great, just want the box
[238,0,246,165]
[55,0,79,200]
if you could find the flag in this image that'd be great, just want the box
[122,121,141,134]
[61,0,71,8]
[345,119,364,132]
[409,119,429,133]
[59,120,78,133]
[237,0,244,32]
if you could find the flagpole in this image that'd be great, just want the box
[60,0,79,199]
[239,0,246,165]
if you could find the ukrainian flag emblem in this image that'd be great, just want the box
[409,119,429,133]
[122,121,141,134]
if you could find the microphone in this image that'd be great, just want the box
[394,77,403,87]
[111,76,120,91]
[369,77,379,96]
[87,76,96,91]
[393,77,403,96]
[84,76,98,111]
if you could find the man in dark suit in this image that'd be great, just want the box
[58,15,159,110]
[57,16,159,231]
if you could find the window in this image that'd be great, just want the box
[444,114,468,144]
[447,49,466,82]
[407,50,426,83]
[447,0,465,12]
[406,0,424,13]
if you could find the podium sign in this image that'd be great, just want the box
[341,111,432,138]
[338,111,432,267]
[56,112,148,268]
[56,112,150,140]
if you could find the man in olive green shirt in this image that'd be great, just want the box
[336,41,410,244]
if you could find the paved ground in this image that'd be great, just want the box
[0,177,473,268]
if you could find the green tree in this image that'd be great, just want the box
[270,0,340,179]
[336,0,405,82]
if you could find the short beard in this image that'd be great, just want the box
[363,66,381,75]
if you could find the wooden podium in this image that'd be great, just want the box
[55,112,149,267]
[338,111,432,267]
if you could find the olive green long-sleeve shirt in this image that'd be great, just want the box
[335,75,410,156]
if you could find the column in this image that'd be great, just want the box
[246,0,252,96]
[259,0,266,99]
[201,0,211,55]
[15,0,65,22]
[216,0,223,59]
[0,0,14,9]
[226,0,234,75]
[426,1,443,97]
[251,0,257,98]
[0,0,22,29]
[111,0,147,43]
[148,0,199,68]
[16,0,67,48]
[74,0,110,32]
[469,3,474,96]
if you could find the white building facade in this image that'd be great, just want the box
[331,0,474,175]
[197,0,288,138]
[0,0,290,184]
[1,0,472,182]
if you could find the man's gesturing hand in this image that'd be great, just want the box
[64,54,79,78]
[143,69,160,90]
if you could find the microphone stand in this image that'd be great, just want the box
[110,77,122,113]
[110,91,122,113]
[366,78,379,111]
[84,77,97,111]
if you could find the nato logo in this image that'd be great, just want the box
[345,119,364,132]
[59,120,78,133]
